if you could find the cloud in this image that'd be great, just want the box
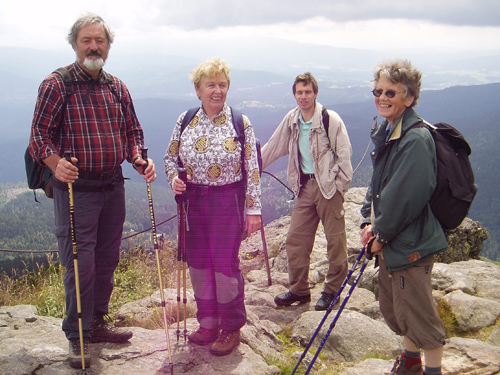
[150,0,500,29]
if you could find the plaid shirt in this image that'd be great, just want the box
[29,62,144,172]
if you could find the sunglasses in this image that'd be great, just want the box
[372,89,406,98]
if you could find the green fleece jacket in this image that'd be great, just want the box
[361,108,448,271]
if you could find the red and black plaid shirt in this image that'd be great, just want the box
[29,62,144,172]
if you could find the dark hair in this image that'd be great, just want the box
[372,59,422,107]
[293,72,318,94]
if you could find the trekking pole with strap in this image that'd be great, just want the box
[175,167,188,342]
[260,217,272,286]
[302,240,374,375]
[290,242,370,374]
[141,148,174,375]
[64,151,87,372]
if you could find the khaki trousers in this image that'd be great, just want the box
[285,179,348,295]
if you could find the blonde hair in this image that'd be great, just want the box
[373,59,422,107]
[189,58,231,88]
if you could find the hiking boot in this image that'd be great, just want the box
[68,337,91,369]
[91,315,133,343]
[390,353,423,375]
[274,291,311,306]
[187,327,219,345]
[209,329,240,356]
[315,291,339,311]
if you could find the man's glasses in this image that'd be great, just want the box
[372,89,406,98]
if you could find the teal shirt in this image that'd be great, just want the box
[298,113,314,174]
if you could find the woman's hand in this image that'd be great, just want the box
[361,224,384,253]
[245,214,262,236]
[360,224,374,246]
[173,175,191,195]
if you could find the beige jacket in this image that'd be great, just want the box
[261,102,353,199]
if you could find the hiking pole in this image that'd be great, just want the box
[175,168,187,342]
[141,148,174,375]
[260,217,272,286]
[175,168,188,342]
[64,151,87,373]
[303,241,374,375]
[290,245,369,375]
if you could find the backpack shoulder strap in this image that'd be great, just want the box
[100,71,120,101]
[53,67,73,83]
[321,107,330,140]
[230,107,245,141]
[230,107,248,179]
[180,107,200,135]
[53,67,75,97]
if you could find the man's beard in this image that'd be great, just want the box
[79,50,106,71]
[82,56,105,71]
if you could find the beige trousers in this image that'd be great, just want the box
[285,179,348,296]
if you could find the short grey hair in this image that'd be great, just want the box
[372,59,422,107]
[67,12,115,50]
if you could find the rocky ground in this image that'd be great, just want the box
[1,187,499,375]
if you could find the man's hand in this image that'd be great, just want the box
[134,157,157,183]
[44,154,79,183]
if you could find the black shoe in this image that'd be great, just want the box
[315,292,339,311]
[91,315,133,343]
[68,337,91,369]
[274,291,311,306]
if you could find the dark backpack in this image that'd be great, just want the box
[406,121,478,230]
[25,67,119,201]
[179,107,263,177]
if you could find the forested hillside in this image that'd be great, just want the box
[0,171,294,276]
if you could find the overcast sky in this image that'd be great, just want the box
[1,0,499,54]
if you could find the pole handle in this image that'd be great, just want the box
[64,150,72,163]
[365,238,375,260]
[178,168,187,183]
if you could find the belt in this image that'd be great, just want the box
[79,167,120,181]
[302,173,315,180]
[186,181,244,196]
[300,173,315,186]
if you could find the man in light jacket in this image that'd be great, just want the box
[261,72,353,310]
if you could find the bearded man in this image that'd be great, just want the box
[28,12,157,369]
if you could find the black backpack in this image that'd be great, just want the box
[179,107,263,177]
[406,121,478,230]
[25,67,119,201]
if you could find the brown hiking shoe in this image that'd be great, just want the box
[187,327,219,345]
[209,329,240,356]
[68,337,91,369]
[91,316,133,343]
[389,353,423,375]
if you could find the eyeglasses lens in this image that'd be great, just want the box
[372,89,397,98]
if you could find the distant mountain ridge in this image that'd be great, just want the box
[1,44,499,259]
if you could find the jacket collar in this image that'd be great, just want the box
[375,107,423,143]
[292,101,324,129]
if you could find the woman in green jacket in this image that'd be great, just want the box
[360,60,447,375]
